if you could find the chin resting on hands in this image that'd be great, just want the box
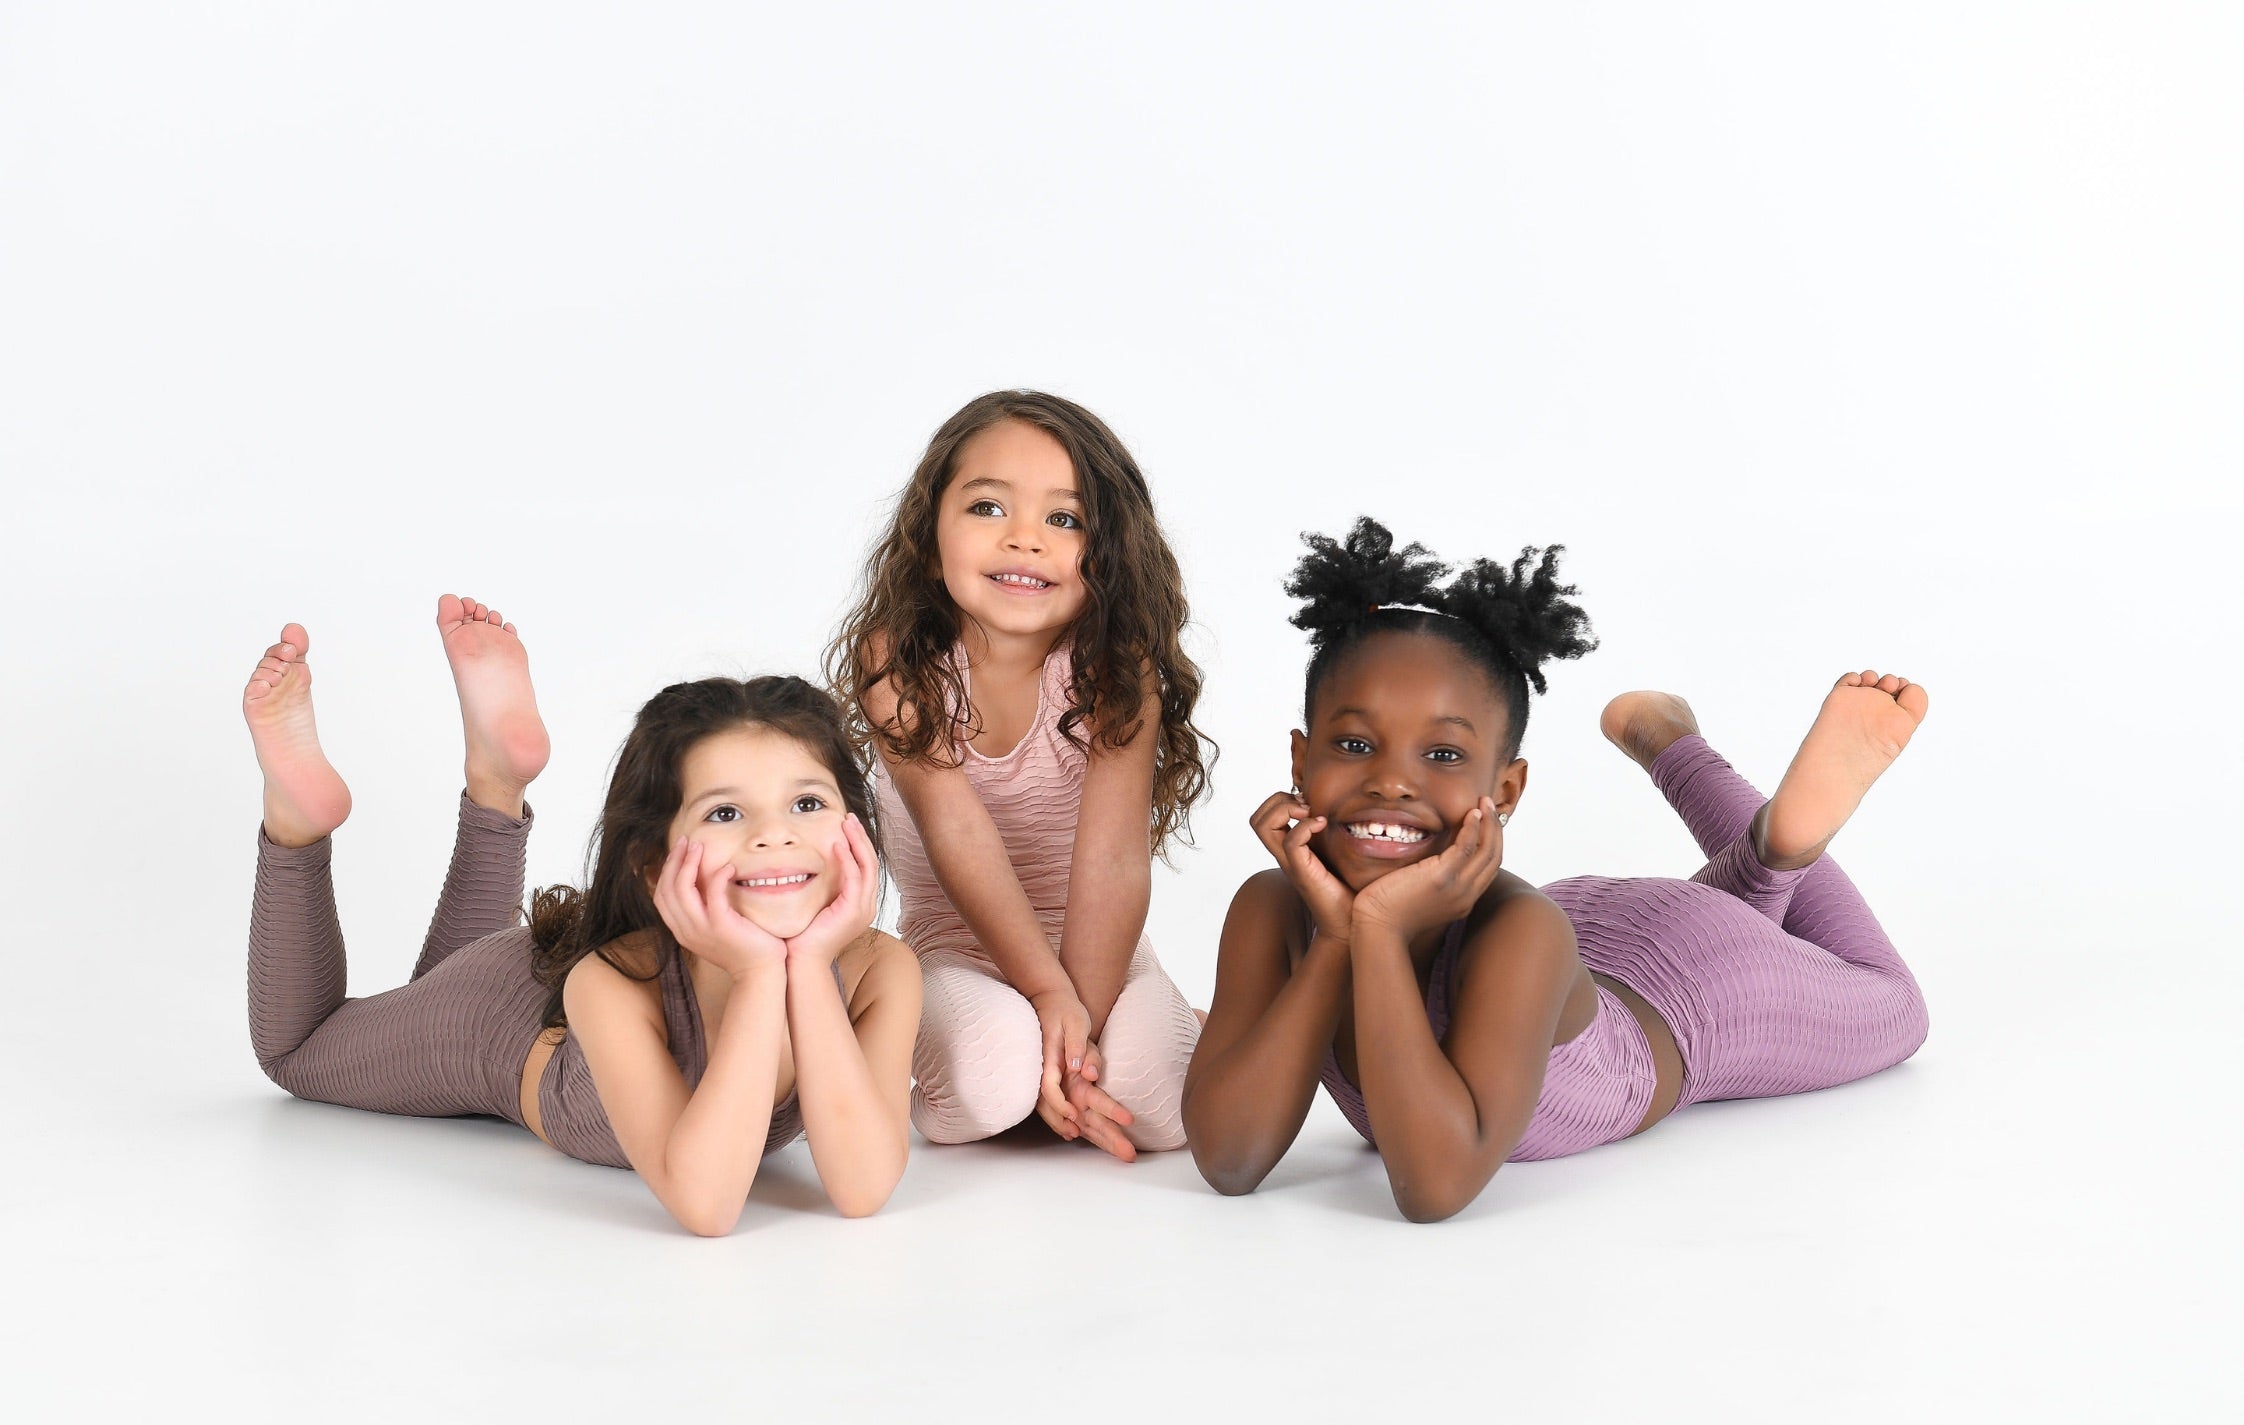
[1351,796,1505,940]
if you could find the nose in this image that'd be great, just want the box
[1362,747,1418,802]
[749,811,798,850]
[1002,514,1045,554]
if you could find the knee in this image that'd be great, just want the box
[911,1001,1042,1144]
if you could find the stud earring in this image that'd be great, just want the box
[1497,812,1511,826]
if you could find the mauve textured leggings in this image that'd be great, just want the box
[248,796,546,1124]
[1544,734,1931,1112]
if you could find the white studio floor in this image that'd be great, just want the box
[9,847,2236,1422]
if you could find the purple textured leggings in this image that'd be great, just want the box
[1546,733,1930,1114]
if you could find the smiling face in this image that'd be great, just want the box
[933,418,1090,649]
[661,725,850,939]
[1292,630,1529,891]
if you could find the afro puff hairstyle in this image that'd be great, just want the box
[1285,517,1598,759]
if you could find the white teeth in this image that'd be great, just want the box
[740,873,811,888]
[1347,822,1426,844]
[992,573,1051,588]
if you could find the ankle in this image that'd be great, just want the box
[1749,804,1827,872]
[465,772,529,819]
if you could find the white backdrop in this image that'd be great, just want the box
[3,3,2237,1420]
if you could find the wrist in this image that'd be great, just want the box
[1348,914,1414,950]
[727,957,788,990]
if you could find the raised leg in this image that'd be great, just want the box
[416,596,549,976]
[243,624,352,848]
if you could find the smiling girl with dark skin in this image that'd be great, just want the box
[1182,520,1931,1221]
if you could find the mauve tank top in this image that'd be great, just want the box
[536,942,806,1168]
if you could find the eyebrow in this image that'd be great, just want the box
[689,777,842,804]
[1327,706,1479,734]
[958,477,1082,502]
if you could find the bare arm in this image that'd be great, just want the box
[1182,870,1353,1194]
[787,933,921,1217]
[566,954,787,1237]
[1058,676,1158,1035]
[1351,883,1581,1223]
[866,675,1068,1002]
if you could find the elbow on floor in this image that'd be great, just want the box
[1190,1149,1271,1198]
[677,1206,741,1238]
[829,1181,898,1219]
[1391,1171,1489,1224]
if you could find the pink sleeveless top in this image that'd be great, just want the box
[873,643,1088,966]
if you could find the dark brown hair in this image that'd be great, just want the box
[527,676,881,1028]
[823,389,1213,855]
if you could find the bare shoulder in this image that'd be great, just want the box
[1235,866,1304,919]
[1224,868,1310,963]
[1460,873,1578,965]
[562,934,667,1031]
[840,929,921,1012]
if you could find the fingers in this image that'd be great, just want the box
[846,813,881,915]
[695,845,738,923]
[1074,1104,1138,1162]
[1250,791,1311,867]
[1280,814,1336,885]
[1039,1019,1077,1129]
[1063,1016,1088,1078]
[653,837,700,938]
[1067,1073,1137,1128]
[1036,1094,1081,1142]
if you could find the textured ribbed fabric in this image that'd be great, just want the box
[874,643,1202,1148]
[1320,734,1929,1161]
[247,794,804,1168]
[1318,925,1656,1161]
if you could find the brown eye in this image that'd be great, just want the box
[792,795,827,814]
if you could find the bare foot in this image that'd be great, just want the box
[1756,670,1930,870]
[437,595,550,817]
[1600,690,1701,773]
[243,624,353,848]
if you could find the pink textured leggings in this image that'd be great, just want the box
[912,943,1201,1149]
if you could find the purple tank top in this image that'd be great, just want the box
[1317,920,1658,1162]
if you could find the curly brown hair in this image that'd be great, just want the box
[526,676,881,1028]
[823,390,1213,856]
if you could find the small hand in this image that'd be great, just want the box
[1352,796,1506,940]
[1251,789,1355,942]
[1062,1044,1138,1162]
[784,813,880,971]
[652,836,787,978]
[1029,989,1092,1140]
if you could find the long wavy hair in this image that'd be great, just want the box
[526,676,881,1028]
[824,390,1213,856]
